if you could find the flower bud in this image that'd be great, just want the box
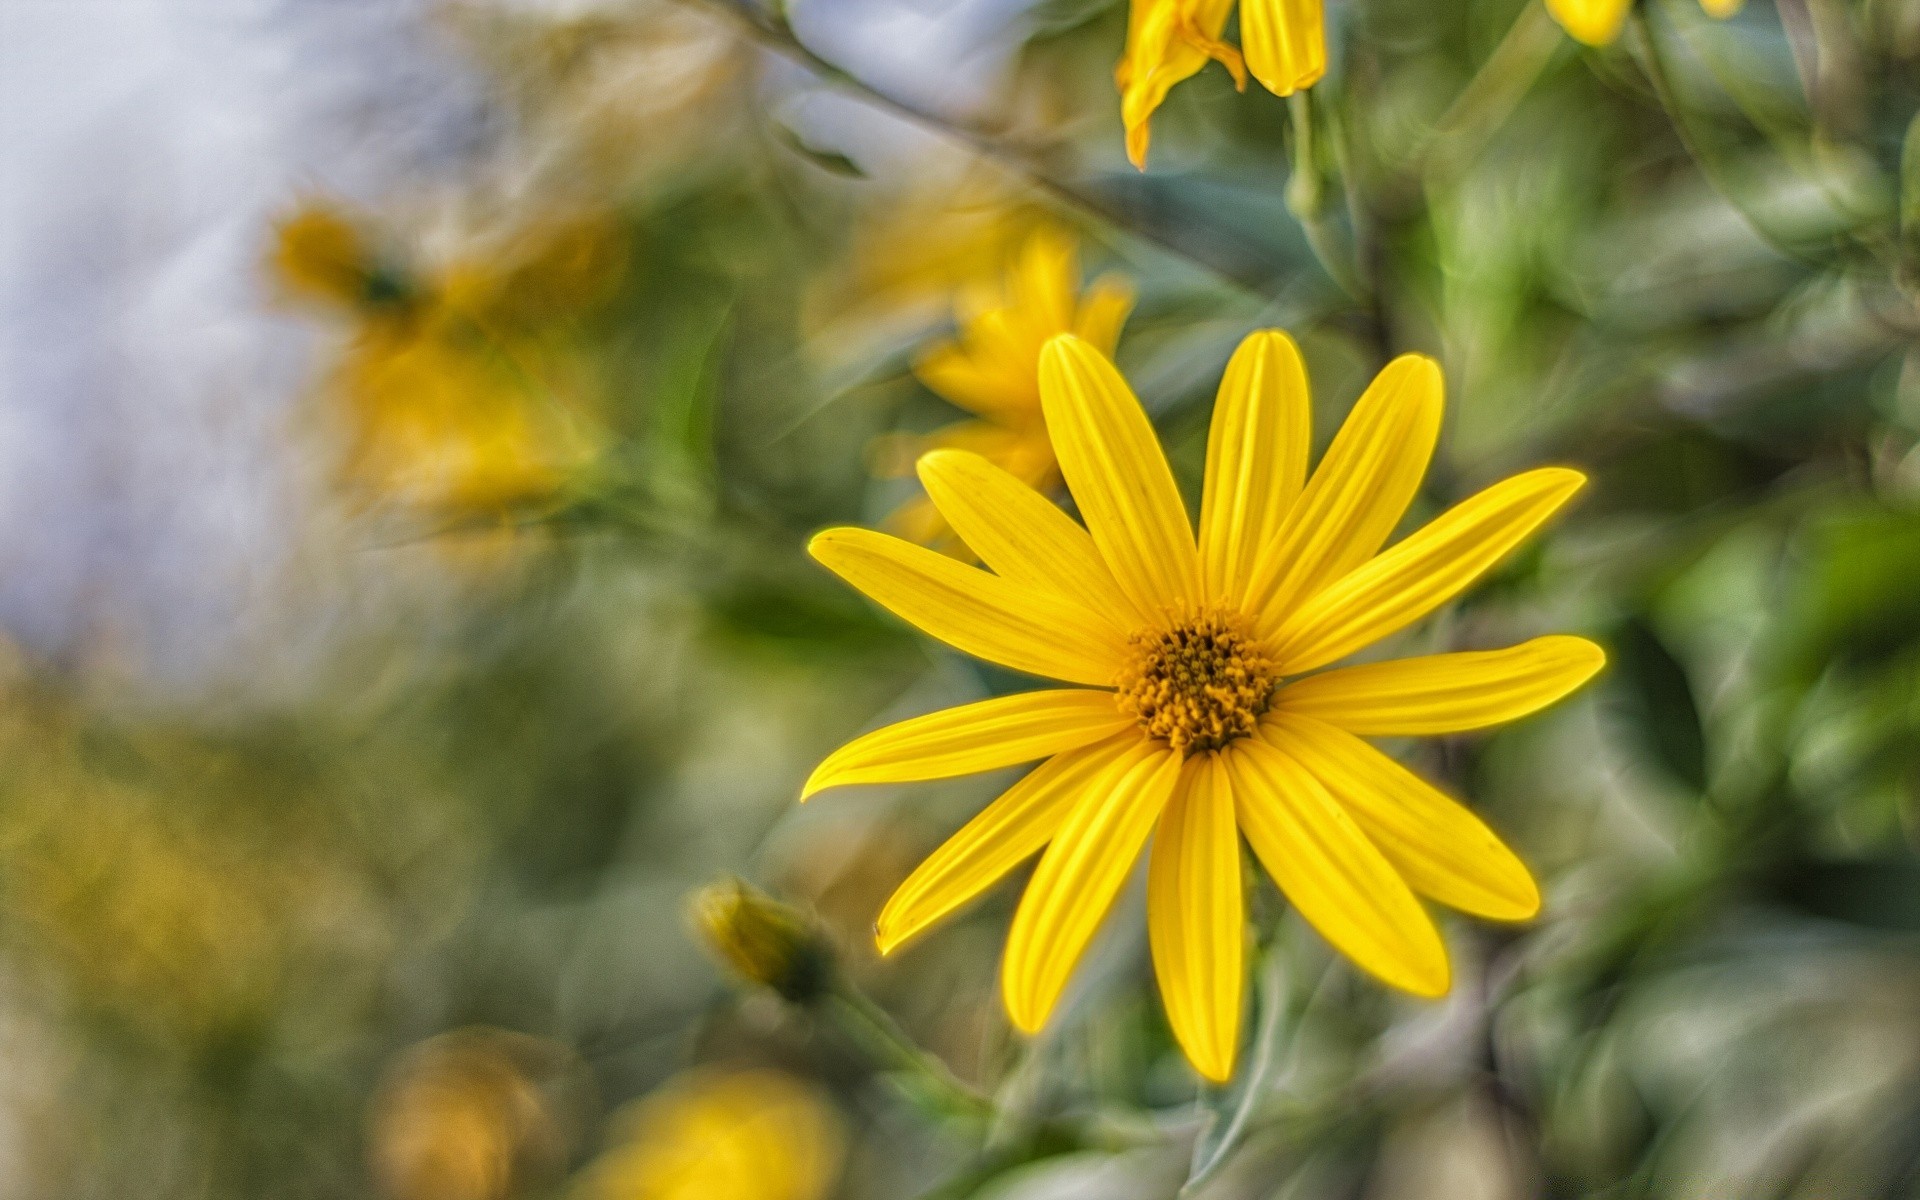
[689,878,831,1004]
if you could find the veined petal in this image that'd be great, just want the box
[1276,635,1606,735]
[1038,335,1200,614]
[1224,737,1448,996]
[803,690,1134,800]
[877,733,1140,954]
[1247,355,1443,637]
[1200,330,1312,608]
[1262,714,1539,920]
[1002,742,1180,1032]
[1546,0,1630,45]
[917,449,1146,630]
[1241,0,1327,97]
[1147,753,1245,1082]
[810,527,1126,686]
[1272,468,1586,674]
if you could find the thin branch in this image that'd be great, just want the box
[680,0,1281,302]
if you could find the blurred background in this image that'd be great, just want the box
[6,0,1920,1195]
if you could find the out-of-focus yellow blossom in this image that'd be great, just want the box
[1118,0,1325,168]
[884,225,1133,549]
[1547,0,1743,47]
[371,1029,576,1200]
[270,201,624,523]
[804,331,1601,1080]
[574,1070,843,1200]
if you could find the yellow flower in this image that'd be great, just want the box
[886,226,1133,547]
[575,1070,843,1200]
[1117,0,1325,168]
[370,1029,575,1200]
[269,203,620,521]
[803,331,1603,1082]
[1547,0,1743,47]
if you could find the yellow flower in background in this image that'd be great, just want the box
[270,201,622,522]
[884,226,1133,548]
[575,1070,843,1200]
[804,331,1602,1081]
[1547,0,1743,47]
[370,1029,576,1200]
[1118,0,1325,168]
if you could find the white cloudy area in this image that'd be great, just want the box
[0,0,1033,708]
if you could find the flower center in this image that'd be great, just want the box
[1115,609,1279,755]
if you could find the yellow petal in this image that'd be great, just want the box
[1072,274,1136,356]
[1010,225,1077,336]
[1038,335,1200,615]
[1699,0,1743,16]
[917,449,1146,630]
[1261,714,1540,920]
[802,689,1134,800]
[1147,753,1245,1082]
[1199,330,1313,608]
[1546,0,1630,45]
[1246,355,1443,637]
[1275,635,1606,735]
[810,527,1126,686]
[1224,737,1449,996]
[1117,0,1223,169]
[877,734,1140,954]
[1240,0,1327,97]
[1272,468,1586,674]
[1001,742,1180,1032]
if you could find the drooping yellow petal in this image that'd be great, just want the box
[1002,742,1181,1032]
[1038,335,1201,614]
[917,449,1146,630]
[1117,0,1238,168]
[1275,635,1606,735]
[1240,0,1327,97]
[1546,0,1631,46]
[1199,330,1313,609]
[802,690,1134,800]
[877,734,1140,954]
[1147,753,1245,1082]
[1224,737,1449,996]
[1261,714,1540,920]
[1271,468,1586,674]
[1246,355,1443,637]
[809,528,1126,685]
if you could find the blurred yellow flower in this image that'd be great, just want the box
[804,331,1602,1081]
[1118,0,1325,168]
[1547,0,1743,47]
[270,201,623,523]
[371,1029,576,1200]
[885,226,1133,549]
[575,1070,843,1200]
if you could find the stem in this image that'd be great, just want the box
[1628,7,1830,268]
[1420,0,1565,179]
[679,0,1278,303]
[1285,91,1365,301]
[826,987,995,1122]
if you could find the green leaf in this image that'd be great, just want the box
[1611,616,1709,794]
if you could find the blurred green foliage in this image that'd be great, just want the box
[12,0,1920,1196]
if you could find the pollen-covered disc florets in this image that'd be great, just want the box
[1115,609,1280,755]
